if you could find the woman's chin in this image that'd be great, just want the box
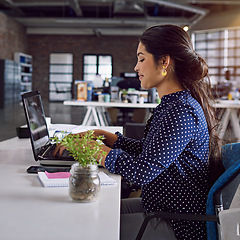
[141,83,151,90]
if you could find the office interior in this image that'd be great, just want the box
[0,2,240,138]
[0,1,240,239]
[2,1,240,143]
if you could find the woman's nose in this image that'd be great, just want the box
[134,63,138,72]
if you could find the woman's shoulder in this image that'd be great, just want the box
[155,91,205,128]
[160,91,197,113]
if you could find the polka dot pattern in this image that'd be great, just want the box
[105,90,211,240]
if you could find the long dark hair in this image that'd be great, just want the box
[140,25,224,183]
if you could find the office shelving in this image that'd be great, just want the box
[14,52,32,94]
[0,59,21,108]
[49,53,73,101]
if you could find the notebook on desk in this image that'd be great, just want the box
[22,90,75,167]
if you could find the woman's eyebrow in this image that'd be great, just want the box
[137,52,144,57]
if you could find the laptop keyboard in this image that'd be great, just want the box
[41,143,72,159]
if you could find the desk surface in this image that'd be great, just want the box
[0,126,122,240]
[64,100,158,108]
[65,99,240,109]
[214,100,240,108]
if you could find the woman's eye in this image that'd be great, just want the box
[139,59,144,62]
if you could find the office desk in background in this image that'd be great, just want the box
[64,100,158,126]
[64,99,240,142]
[0,126,122,240]
[213,100,240,142]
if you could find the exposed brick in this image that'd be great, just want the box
[28,34,139,100]
[0,12,28,60]
[0,12,140,101]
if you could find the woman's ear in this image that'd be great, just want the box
[158,55,171,77]
[161,55,171,68]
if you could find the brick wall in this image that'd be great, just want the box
[0,12,28,60]
[28,34,139,100]
[0,11,140,101]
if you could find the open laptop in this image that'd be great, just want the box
[22,90,76,167]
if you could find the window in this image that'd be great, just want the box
[193,31,225,85]
[83,54,112,81]
[49,53,73,101]
[193,28,240,86]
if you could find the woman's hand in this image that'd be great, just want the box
[52,143,67,157]
[52,130,113,167]
[52,131,88,157]
[95,144,111,167]
[92,129,118,147]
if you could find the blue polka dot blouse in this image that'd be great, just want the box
[105,90,210,240]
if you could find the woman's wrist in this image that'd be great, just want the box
[98,145,111,167]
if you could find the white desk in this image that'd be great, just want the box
[64,99,240,141]
[64,100,158,126]
[0,126,122,240]
[213,100,240,142]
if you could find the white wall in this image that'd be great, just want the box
[192,8,240,32]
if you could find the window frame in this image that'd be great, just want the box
[193,28,240,86]
[82,54,113,81]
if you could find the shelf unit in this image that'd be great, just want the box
[0,59,21,108]
[49,53,73,101]
[14,52,32,94]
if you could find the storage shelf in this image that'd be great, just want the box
[14,52,32,94]
[0,59,21,108]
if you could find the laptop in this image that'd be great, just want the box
[22,90,76,167]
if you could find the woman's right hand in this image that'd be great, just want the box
[52,143,67,157]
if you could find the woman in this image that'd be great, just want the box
[55,25,223,239]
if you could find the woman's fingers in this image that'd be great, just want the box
[52,144,66,157]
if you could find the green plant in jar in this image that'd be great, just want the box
[53,130,106,202]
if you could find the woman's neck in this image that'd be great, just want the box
[156,77,184,99]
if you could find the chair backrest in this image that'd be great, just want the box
[219,208,240,240]
[124,123,146,140]
[206,142,240,240]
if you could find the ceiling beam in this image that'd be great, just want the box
[18,15,189,35]
[0,0,25,16]
[11,1,68,7]
[7,0,215,35]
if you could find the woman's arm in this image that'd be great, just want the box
[105,108,203,186]
[93,129,144,155]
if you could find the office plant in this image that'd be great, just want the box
[53,130,105,202]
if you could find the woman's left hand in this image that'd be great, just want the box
[95,144,111,167]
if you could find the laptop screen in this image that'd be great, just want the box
[22,91,49,159]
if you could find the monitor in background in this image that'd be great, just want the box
[117,72,141,90]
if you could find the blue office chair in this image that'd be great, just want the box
[136,142,240,240]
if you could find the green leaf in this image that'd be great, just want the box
[52,130,106,167]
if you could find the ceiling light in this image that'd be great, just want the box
[183,25,189,31]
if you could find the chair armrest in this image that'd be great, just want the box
[135,212,219,240]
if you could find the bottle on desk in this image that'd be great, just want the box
[228,89,239,102]
[103,78,111,94]
[233,89,239,102]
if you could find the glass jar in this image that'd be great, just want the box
[69,163,100,202]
